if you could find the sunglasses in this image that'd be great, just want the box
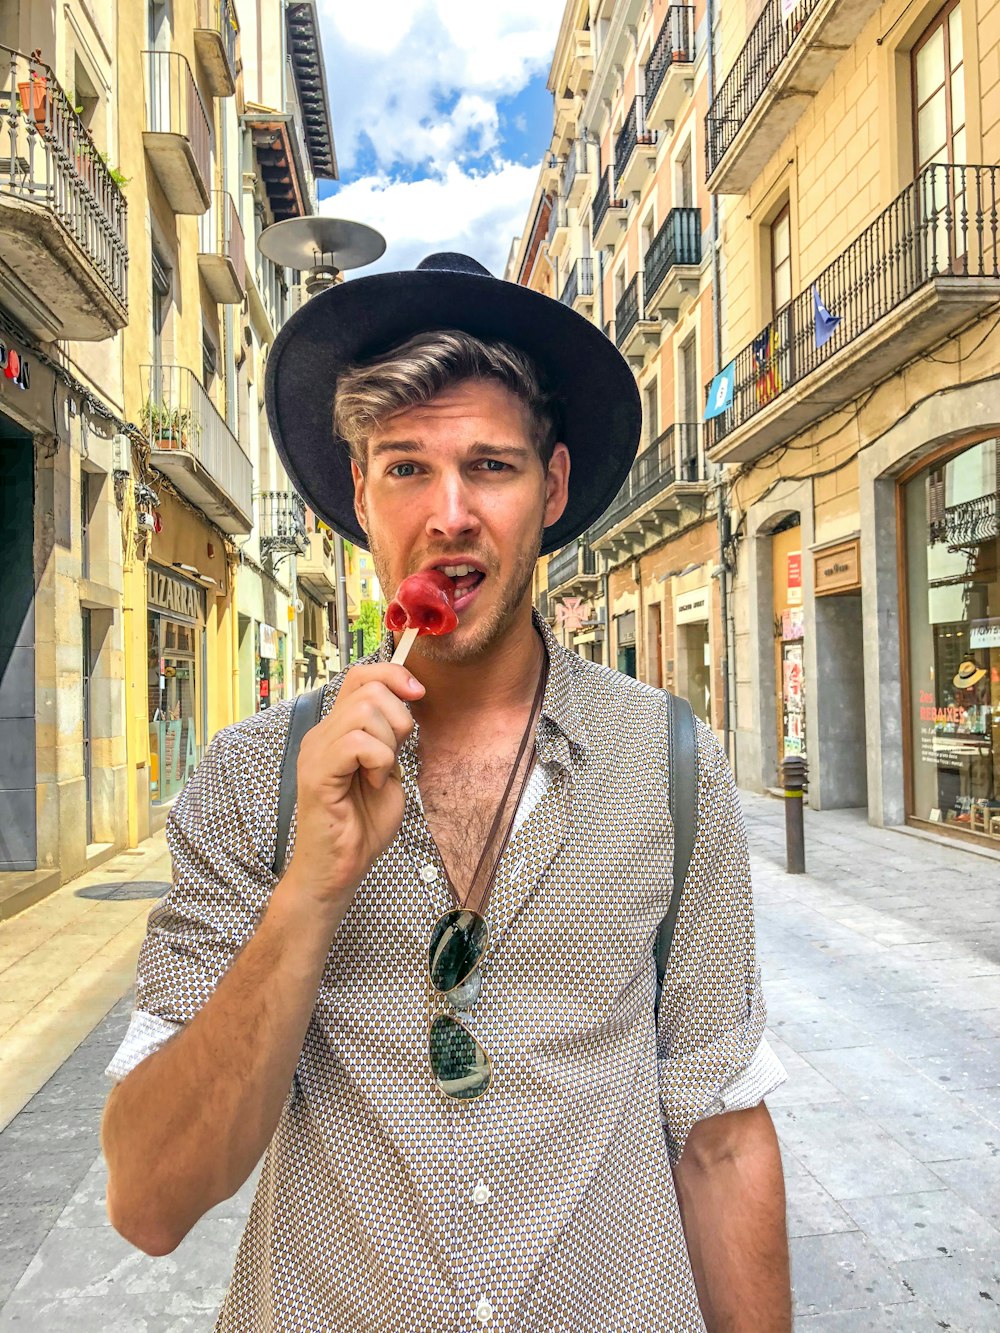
[427,907,493,1100]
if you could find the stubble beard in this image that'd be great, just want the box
[367,514,544,665]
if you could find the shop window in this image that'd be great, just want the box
[615,610,637,678]
[904,437,999,840]
[147,602,204,805]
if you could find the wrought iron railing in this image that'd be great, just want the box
[708,163,1000,447]
[931,492,999,549]
[590,423,703,540]
[646,6,696,109]
[644,207,701,300]
[198,0,239,77]
[592,168,625,235]
[0,45,128,308]
[615,275,641,347]
[143,50,211,186]
[706,0,819,177]
[548,195,567,240]
[614,96,655,192]
[564,137,589,197]
[258,490,307,556]
[560,256,594,306]
[548,540,598,589]
[198,189,246,289]
[141,363,253,521]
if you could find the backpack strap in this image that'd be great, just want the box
[272,686,326,878]
[655,692,699,1018]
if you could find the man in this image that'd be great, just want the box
[102,254,791,1331]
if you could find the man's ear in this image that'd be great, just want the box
[351,459,367,533]
[543,442,571,529]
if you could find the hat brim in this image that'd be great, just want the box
[264,269,641,556]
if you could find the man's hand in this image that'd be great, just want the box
[285,663,425,910]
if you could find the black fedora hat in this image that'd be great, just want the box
[264,251,641,556]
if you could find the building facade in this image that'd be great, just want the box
[708,0,1000,848]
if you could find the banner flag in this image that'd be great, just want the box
[753,326,782,406]
[813,283,842,349]
[703,361,735,420]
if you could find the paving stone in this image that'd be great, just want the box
[927,1157,1000,1228]
[840,1188,1000,1263]
[794,1301,947,1330]
[893,1249,1000,1331]
[784,1174,857,1239]
[790,1231,912,1317]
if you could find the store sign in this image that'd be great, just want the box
[814,538,861,597]
[147,566,202,620]
[259,623,278,659]
[676,587,709,625]
[970,618,1000,651]
[0,338,30,391]
[787,552,802,605]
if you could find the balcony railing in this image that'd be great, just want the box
[646,6,696,110]
[0,45,128,337]
[259,490,307,557]
[198,189,246,302]
[560,257,594,307]
[142,364,253,533]
[614,96,655,193]
[548,195,567,240]
[644,207,701,300]
[195,0,239,97]
[615,275,641,348]
[931,492,999,550]
[708,163,1000,449]
[547,540,598,590]
[564,137,589,199]
[590,424,703,541]
[592,168,625,236]
[706,0,819,179]
[143,49,211,214]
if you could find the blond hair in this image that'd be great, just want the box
[333,330,559,471]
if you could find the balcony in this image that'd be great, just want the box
[706,0,882,195]
[259,490,307,559]
[0,45,127,341]
[559,257,594,314]
[590,424,709,559]
[707,163,1000,464]
[547,539,600,598]
[615,97,656,198]
[143,50,211,214]
[142,364,253,534]
[646,6,696,132]
[615,275,661,364]
[644,207,701,319]
[571,30,594,97]
[547,195,570,259]
[553,95,577,156]
[194,0,239,98]
[297,526,338,601]
[583,0,644,125]
[198,190,246,303]
[564,137,592,208]
[592,169,627,249]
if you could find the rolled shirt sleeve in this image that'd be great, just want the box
[656,722,785,1164]
[105,723,277,1083]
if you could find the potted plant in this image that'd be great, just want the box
[141,398,179,448]
[17,53,49,127]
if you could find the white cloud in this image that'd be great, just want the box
[318,0,561,174]
[321,160,541,277]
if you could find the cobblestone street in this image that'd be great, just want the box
[1,794,998,1331]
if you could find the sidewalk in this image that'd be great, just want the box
[1,796,998,1329]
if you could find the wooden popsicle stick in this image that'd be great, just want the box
[390,625,419,666]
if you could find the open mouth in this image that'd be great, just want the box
[434,562,487,611]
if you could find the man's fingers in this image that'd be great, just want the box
[325,731,398,786]
[337,662,425,704]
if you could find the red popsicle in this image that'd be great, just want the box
[387,570,458,665]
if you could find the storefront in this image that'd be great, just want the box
[256,621,287,710]
[903,437,999,844]
[146,564,207,806]
[674,582,711,723]
[772,521,806,761]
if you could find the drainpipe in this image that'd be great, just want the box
[596,242,612,668]
[333,535,350,668]
[706,0,733,767]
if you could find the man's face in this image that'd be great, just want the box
[352,379,570,663]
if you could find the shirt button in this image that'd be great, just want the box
[419,864,439,883]
[472,1183,491,1205]
[475,1297,494,1324]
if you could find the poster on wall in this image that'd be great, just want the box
[782,641,806,756]
[787,553,802,606]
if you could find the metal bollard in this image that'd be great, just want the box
[781,755,808,874]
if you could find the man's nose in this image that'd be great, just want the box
[425,473,480,542]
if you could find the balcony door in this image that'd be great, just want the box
[912,0,967,273]
[678,336,699,478]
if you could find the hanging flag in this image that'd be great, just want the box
[703,361,735,420]
[753,326,782,406]
[812,284,841,349]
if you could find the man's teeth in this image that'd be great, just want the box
[437,564,478,577]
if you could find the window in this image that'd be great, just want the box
[678,336,700,480]
[202,330,218,392]
[640,208,656,264]
[643,378,659,446]
[770,204,792,315]
[151,244,171,387]
[676,140,694,209]
[912,1,965,171]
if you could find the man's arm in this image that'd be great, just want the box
[672,1102,791,1333]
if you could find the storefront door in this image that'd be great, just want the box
[146,566,206,806]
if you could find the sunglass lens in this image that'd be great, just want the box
[428,909,489,994]
[428,1014,492,1100]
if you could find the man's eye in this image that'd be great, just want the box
[388,463,417,477]
[478,459,509,472]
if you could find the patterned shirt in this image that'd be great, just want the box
[107,614,784,1332]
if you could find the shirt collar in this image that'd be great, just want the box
[376,609,588,773]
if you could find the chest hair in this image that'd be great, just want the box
[418,740,529,904]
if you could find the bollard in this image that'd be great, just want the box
[781,755,808,874]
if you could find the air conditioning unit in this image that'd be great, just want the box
[112,433,131,475]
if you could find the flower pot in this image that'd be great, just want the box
[18,77,49,127]
[156,431,179,450]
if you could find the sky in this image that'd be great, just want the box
[314,1,563,277]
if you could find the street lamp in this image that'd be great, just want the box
[257,216,387,673]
